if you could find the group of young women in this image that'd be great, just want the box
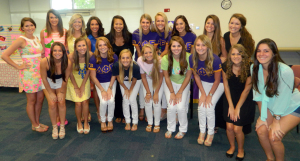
[1,9,300,161]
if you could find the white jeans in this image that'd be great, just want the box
[139,84,145,109]
[164,80,190,133]
[95,81,117,122]
[142,78,164,126]
[198,81,224,135]
[120,80,141,124]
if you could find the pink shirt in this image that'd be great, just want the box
[137,57,162,80]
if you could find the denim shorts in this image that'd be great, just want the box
[291,106,300,118]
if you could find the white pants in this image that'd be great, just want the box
[95,81,117,122]
[142,78,164,126]
[139,84,145,109]
[164,80,190,133]
[120,80,141,124]
[198,81,224,135]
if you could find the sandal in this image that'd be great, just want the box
[125,123,131,131]
[39,123,49,129]
[122,118,125,123]
[84,123,90,134]
[88,113,92,122]
[145,125,152,132]
[115,118,121,123]
[131,124,138,131]
[165,131,172,139]
[101,122,108,133]
[52,125,58,139]
[59,125,65,139]
[77,123,83,134]
[107,121,113,131]
[204,134,214,146]
[197,132,206,144]
[32,125,47,133]
[153,126,160,133]
[174,131,185,140]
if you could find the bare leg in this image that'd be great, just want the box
[234,125,244,157]
[43,89,58,125]
[26,93,39,127]
[75,102,83,129]
[56,89,66,128]
[82,100,90,130]
[34,91,45,125]
[226,122,235,154]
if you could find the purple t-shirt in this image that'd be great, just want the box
[132,29,159,61]
[170,32,196,53]
[157,31,171,53]
[88,54,118,83]
[189,53,222,83]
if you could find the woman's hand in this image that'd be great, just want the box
[269,121,285,141]
[57,92,64,102]
[101,90,108,101]
[145,93,151,103]
[18,61,31,70]
[198,94,206,107]
[169,92,176,105]
[124,89,130,99]
[153,93,159,104]
[49,92,57,103]
[74,88,81,98]
[228,105,235,121]
[234,108,240,122]
[79,85,85,98]
[106,88,112,100]
[255,116,268,131]
[205,95,213,108]
[175,92,182,104]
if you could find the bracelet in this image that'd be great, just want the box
[108,86,112,89]
[170,91,174,93]
[178,92,182,94]
[101,90,105,92]
[146,93,151,96]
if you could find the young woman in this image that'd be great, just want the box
[85,16,105,123]
[161,36,192,139]
[40,9,68,126]
[171,15,196,54]
[67,14,86,54]
[112,49,141,131]
[1,17,48,132]
[137,44,164,133]
[106,15,134,123]
[40,42,72,139]
[132,14,159,121]
[189,35,223,146]
[223,44,255,160]
[66,37,93,134]
[89,37,118,132]
[252,38,300,161]
[224,13,254,57]
[40,9,67,58]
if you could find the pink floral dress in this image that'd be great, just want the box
[18,36,43,93]
[43,29,66,57]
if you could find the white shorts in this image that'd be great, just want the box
[42,77,63,90]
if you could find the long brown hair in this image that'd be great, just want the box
[252,38,285,97]
[203,15,222,55]
[141,44,160,89]
[73,37,89,71]
[94,37,114,64]
[118,49,134,83]
[167,36,188,76]
[85,16,104,37]
[49,42,68,82]
[229,13,255,57]
[46,9,64,37]
[192,35,214,76]
[226,44,250,83]
[171,15,192,37]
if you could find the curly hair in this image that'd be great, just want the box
[226,44,250,83]
[85,16,104,37]
[94,37,115,64]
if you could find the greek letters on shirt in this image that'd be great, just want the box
[185,42,193,52]
[133,40,156,47]
[96,63,113,74]
[158,39,166,47]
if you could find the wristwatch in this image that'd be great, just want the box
[273,115,281,120]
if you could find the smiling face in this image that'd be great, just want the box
[155,15,165,33]
[97,40,108,54]
[90,19,99,34]
[52,45,63,60]
[76,40,87,55]
[170,41,183,57]
[229,17,242,34]
[49,13,59,27]
[120,52,132,68]
[205,18,215,34]
[143,47,153,62]
[73,18,83,31]
[230,48,242,65]
[114,18,124,33]
[256,43,274,67]
[22,21,36,35]
[140,18,150,32]
[195,39,208,57]
[175,18,186,34]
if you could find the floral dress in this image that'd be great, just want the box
[65,63,91,102]
[43,29,66,57]
[18,36,43,93]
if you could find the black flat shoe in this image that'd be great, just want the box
[235,152,245,161]
[226,152,234,158]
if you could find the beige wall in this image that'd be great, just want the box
[144,0,300,48]
[0,0,11,24]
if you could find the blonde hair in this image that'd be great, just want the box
[118,49,134,83]
[141,44,160,89]
[192,35,214,76]
[94,37,115,64]
[152,12,171,39]
[67,14,86,42]
[139,14,153,41]
[73,37,90,71]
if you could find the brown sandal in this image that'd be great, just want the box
[145,125,152,132]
